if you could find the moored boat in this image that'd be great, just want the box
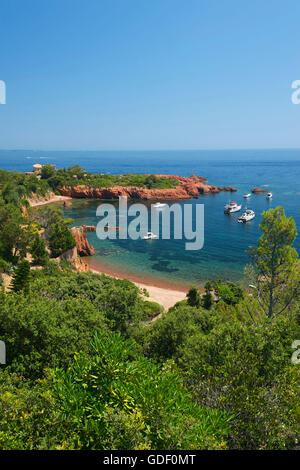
[224,201,242,213]
[143,232,158,240]
[238,209,255,223]
[266,192,272,199]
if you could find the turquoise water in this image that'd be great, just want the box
[1,149,300,287]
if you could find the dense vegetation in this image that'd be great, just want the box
[0,170,299,450]
[0,169,50,200]
[0,264,231,449]
[41,164,179,190]
[0,165,179,201]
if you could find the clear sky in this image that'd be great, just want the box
[0,0,300,150]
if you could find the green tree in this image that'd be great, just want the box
[41,164,56,180]
[34,206,73,233]
[30,234,49,265]
[0,202,32,262]
[68,165,86,179]
[94,277,149,334]
[48,223,76,258]
[179,313,300,449]
[202,281,213,309]
[10,260,31,294]
[213,281,244,306]
[246,206,300,318]
[144,305,218,362]
[186,285,201,307]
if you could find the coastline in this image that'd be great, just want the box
[29,194,73,208]
[87,259,190,310]
[25,189,206,310]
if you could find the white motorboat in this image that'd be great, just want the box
[224,201,242,213]
[266,192,272,199]
[153,202,167,209]
[143,232,158,240]
[238,209,255,223]
[243,193,251,198]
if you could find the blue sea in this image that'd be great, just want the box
[1,149,300,288]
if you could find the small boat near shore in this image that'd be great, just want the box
[243,193,251,198]
[266,192,272,199]
[238,209,255,223]
[224,201,242,214]
[143,232,158,240]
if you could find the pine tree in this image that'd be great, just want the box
[202,281,213,309]
[10,259,31,294]
[186,285,201,307]
[246,206,300,318]
[31,235,49,265]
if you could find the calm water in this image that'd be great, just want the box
[1,149,300,287]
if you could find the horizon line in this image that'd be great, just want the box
[1,147,300,153]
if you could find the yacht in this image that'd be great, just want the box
[153,202,167,209]
[238,209,255,223]
[143,232,158,240]
[224,201,242,214]
[243,193,251,198]
[266,192,272,199]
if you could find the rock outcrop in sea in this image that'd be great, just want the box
[251,187,269,194]
[57,175,237,200]
[71,226,96,257]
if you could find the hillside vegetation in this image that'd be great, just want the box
[0,166,179,201]
[0,173,299,450]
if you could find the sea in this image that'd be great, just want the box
[1,149,300,288]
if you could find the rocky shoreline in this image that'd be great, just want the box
[57,174,237,200]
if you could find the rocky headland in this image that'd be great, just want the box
[57,174,237,200]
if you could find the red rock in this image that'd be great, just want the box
[71,227,96,256]
[82,224,96,232]
[217,187,237,192]
[252,187,268,194]
[57,175,237,200]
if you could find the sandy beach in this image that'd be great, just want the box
[89,266,187,310]
[29,195,73,208]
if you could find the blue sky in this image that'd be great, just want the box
[0,0,300,150]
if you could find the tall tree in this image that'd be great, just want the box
[48,223,76,258]
[40,164,56,180]
[10,259,31,294]
[246,206,300,318]
[0,202,32,262]
[186,285,201,307]
[30,234,49,266]
[202,281,213,309]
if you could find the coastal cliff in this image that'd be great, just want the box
[57,175,236,200]
[71,226,96,256]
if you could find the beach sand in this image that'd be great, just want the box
[29,195,73,207]
[89,266,187,310]
[136,283,187,310]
